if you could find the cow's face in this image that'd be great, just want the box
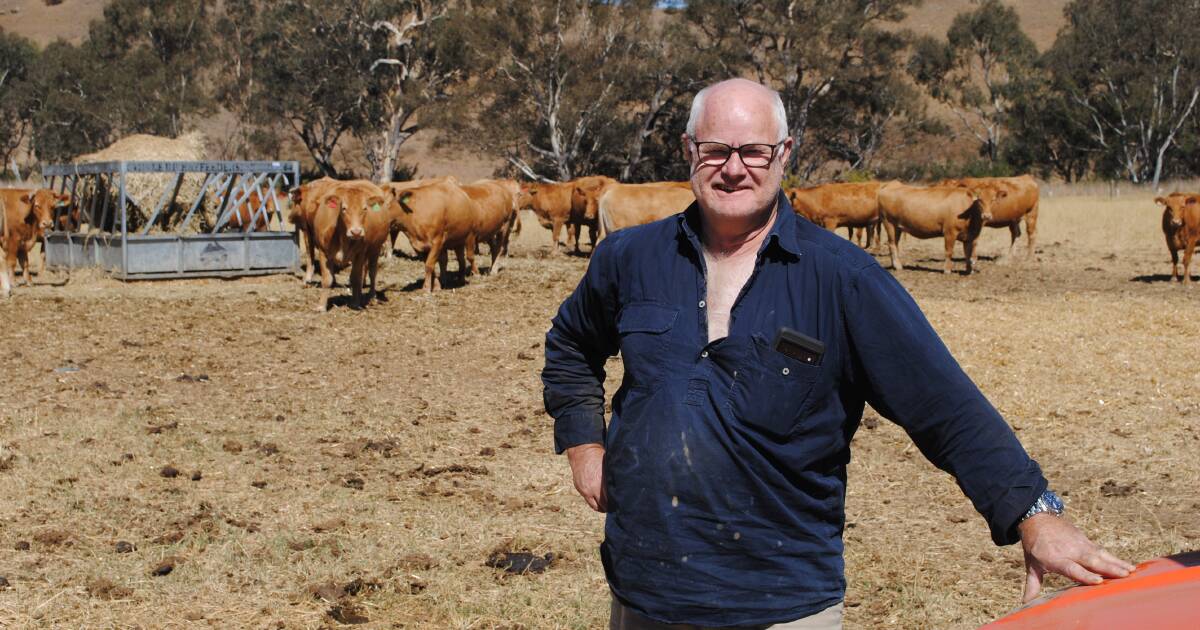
[571,185,600,221]
[22,190,60,231]
[1156,195,1194,228]
[516,185,535,210]
[970,187,1004,223]
[328,191,386,241]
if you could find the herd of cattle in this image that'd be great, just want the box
[1,174,1198,304]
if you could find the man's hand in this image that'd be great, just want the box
[1018,514,1136,603]
[565,443,607,512]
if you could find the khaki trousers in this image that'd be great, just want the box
[610,597,843,630]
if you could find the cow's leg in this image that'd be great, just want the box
[464,235,478,276]
[315,250,334,311]
[567,222,579,253]
[17,249,31,286]
[1169,246,1180,281]
[1025,204,1039,260]
[455,244,471,278]
[943,228,958,275]
[587,223,597,251]
[884,220,903,270]
[1183,238,1196,286]
[349,253,366,309]
[550,219,565,253]
[964,236,977,276]
[0,251,11,298]
[999,222,1021,264]
[303,229,318,285]
[425,239,444,292]
[367,250,380,303]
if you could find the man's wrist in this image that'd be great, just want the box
[1020,490,1065,523]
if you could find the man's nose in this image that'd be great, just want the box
[720,151,748,177]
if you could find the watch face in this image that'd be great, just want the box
[1045,491,1064,514]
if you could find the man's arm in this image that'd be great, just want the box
[542,236,621,511]
[843,263,1131,597]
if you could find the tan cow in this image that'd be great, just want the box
[288,177,341,284]
[307,180,392,311]
[220,189,288,232]
[877,182,1002,275]
[518,181,576,252]
[461,179,519,274]
[387,179,480,291]
[382,176,460,259]
[1156,193,1200,284]
[568,175,617,253]
[1,188,65,294]
[787,182,883,250]
[597,182,695,235]
[940,175,1040,261]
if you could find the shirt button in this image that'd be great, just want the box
[698,300,706,308]
[701,351,709,358]
[782,367,790,375]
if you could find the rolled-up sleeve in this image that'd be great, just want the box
[542,236,622,454]
[843,263,1046,545]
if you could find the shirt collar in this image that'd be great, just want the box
[679,189,802,259]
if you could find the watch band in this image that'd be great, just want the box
[1020,490,1065,523]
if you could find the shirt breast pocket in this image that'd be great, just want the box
[727,335,820,439]
[617,302,678,385]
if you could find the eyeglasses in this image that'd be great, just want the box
[689,139,785,169]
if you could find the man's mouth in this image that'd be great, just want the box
[714,184,749,194]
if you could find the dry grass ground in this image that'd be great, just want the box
[1,191,1198,629]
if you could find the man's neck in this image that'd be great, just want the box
[701,202,778,260]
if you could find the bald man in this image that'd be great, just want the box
[541,78,1132,629]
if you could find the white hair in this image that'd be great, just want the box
[686,81,789,141]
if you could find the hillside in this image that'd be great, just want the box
[1,0,1071,179]
[0,0,105,46]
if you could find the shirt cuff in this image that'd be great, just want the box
[553,410,606,454]
[993,477,1049,546]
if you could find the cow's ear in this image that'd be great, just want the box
[1188,196,1198,205]
[325,195,341,210]
[20,193,31,204]
[1155,196,1166,206]
[997,189,1007,199]
[57,194,71,203]
[289,187,303,203]
[367,196,385,213]
[399,192,414,213]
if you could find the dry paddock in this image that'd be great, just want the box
[1,193,1198,629]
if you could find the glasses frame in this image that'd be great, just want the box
[688,138,787,169]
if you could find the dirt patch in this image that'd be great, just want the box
[85,578,133,600]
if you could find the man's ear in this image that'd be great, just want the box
[777,136,795,170]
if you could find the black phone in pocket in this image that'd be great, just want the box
[772,327,825,366]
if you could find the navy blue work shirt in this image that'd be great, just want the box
[541,191,1046,627]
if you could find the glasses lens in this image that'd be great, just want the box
[697,143,732,165]
[739,144,774,167]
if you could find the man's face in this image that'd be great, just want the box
[684,89,793,223]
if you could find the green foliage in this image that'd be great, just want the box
[1035,0,1200,185]
[908,0,1038,162]
[0,27,37,168]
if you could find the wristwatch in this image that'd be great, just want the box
[1020,490,1065,523]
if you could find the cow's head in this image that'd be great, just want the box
[1156,195,1195,228]
[968,187,1004,223]
[21,189,60,231]
[327,190,387,241]
[516,184,536,211]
